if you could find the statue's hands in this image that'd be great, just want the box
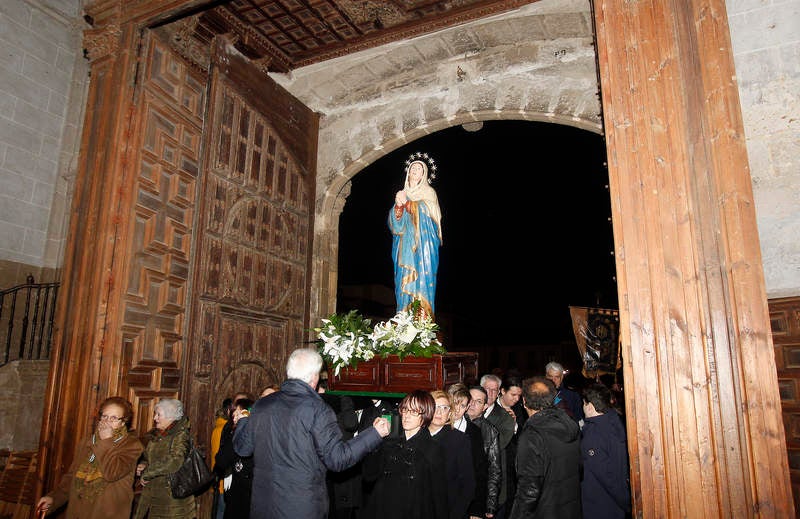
[395,190,407,206]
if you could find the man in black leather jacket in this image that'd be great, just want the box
[467,386,502,517]
[509,377,581,519]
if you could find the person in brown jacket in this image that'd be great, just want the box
[36,397,144,518]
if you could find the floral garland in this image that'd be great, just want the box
[315,301,445,376]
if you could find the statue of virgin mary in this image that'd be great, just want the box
[388,155,442,317]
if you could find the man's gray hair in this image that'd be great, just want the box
[155,398,184,420]
[286,347,323,384]
[545,361,565,374]
[480,374,501,386]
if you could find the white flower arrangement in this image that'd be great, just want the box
[315,310,376,376]
[370,305,443,357]
[315,301,445,376]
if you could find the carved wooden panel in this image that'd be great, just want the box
[184,39,318,450]
[121,34,206,435]
[770,296,800,508]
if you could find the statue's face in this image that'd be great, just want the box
[408,162,425,185]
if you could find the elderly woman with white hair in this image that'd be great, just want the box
[134,398,196,519]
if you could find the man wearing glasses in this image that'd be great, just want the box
[480,375,516,519]
[467,386,502,518]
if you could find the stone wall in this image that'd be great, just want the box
[0,0,796,303]
[0,0,86,290]
[0,360,49,450]
[270,0,603,316]
[726,0,800,298]
[269,0,800,314]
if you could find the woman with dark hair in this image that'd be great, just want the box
[215,398,255,519]
[36,397,143,518]
[133,398,197,519]
[362,390,448,519]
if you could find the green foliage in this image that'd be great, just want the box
[315,301,445,375]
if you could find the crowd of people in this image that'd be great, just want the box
[35,349,630,519]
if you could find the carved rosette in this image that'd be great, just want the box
[83,23,122,62]
[166,16,212,73]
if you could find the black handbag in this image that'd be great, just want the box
[168,439,215,499]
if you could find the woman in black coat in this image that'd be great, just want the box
[362,390,448,519]
[448,384,489,519]
[215,398,255,519]
[429,390,475,519]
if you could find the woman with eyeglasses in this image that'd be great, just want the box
[429,390,475,519]
[362,390,448,519]
[35,397,144,518]
[133,398,197,519]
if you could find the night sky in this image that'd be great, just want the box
[336,120,618,348]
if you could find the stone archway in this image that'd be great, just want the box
[298,0,794,513]
[313,110,602,319]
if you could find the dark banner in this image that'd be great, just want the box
[569,306,620,378]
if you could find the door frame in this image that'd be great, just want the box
[38,0,793,515]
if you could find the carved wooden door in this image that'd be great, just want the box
[184,38,319,447]
[770,296,800,507]
[40,28,317,499]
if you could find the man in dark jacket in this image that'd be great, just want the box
[234,348,391,519]
[581,383,630,519]
[545,362,584,423]
[481,374,516,519]
[468,386,502,517]
[448,384,489,519]
[510,377,581,519]
[319,384,361,519]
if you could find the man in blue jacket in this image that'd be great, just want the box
[234,348,391,519]
[580,383,631,519]
[545,362,584,423]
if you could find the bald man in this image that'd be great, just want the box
[509,377,581,519]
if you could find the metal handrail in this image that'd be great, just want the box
[0,275,59,367]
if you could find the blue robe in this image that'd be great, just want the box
[388,199,441,315]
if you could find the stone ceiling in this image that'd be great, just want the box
[160,0,542,72]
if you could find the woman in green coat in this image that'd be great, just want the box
[134,399,196,519]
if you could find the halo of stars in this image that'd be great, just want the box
[404,152,438,184]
